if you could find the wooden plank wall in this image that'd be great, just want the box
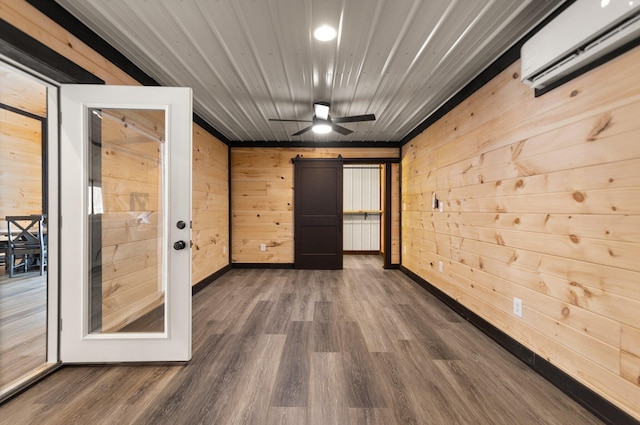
[192,126,229,283]
[391,162,400,264]
[0,66,45,222]
[0,109,42,220]
[401,46,640,420]
[231,147,398,264]
[1,0,230,288]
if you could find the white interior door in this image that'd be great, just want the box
[60,85,192,362]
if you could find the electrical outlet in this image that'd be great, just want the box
[223,246,226,254]
[260,243,266,252]
[438,261,443,272]
[513,297,523,318]
[439,202,444,212]
[403,245,407,254]
[403,202,406,211]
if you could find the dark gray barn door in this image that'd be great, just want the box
[294,157,343,270]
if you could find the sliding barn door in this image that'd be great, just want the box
[294,158,343,270]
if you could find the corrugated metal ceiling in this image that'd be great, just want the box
[54,0,564,144]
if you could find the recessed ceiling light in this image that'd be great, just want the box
[314,25,337,42]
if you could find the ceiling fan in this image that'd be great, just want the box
[269,102,376,136]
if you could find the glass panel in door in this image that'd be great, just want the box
[88,108,165,333]
[0,61,54,400]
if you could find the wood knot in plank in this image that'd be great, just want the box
[572,191,585,203]
[512,72,519,79]
[568,290,579,306]
[515,179,524,189]
[569,234,580,244]
[570,90,579,97]
[514,217,520,225]
[587,114,612,141]
[561,307,570,318]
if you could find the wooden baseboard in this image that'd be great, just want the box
[192,264,232,295]
[231,263,294,269]
[400,266,639,425]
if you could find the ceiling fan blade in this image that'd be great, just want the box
[292,125,314,136]
[331,123,353,135]
[269,118,312,122]
[332,114,376,123]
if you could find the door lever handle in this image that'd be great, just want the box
[173,240,186,250]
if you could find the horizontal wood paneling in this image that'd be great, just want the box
[192,126,229,285]
[0,0,230,288]
[232,147,398,264]
[401,46,640,420]
[0,64,46,117]
[0,108,42,222]
[391,163,400,264]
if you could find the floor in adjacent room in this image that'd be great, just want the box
[0,255,604,425]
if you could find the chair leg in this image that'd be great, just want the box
[9,254,14,278]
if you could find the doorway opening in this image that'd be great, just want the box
[342,161,400,269]
[343,164,381,254]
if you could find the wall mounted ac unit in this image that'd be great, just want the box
[521,0,640,89]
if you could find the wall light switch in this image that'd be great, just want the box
[223,246,227,254]
[513,298,523,318]
[439,202,444,212]
[438,261,443,272]
[260,243,266,252]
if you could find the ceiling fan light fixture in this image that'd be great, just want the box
[314,25,336,41]
[314,102,330,120]
[312,123,332,134]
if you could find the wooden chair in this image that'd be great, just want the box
[6,215,47,277]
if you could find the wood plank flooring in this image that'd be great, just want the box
[0,270,47,393]
[0,256,604,424]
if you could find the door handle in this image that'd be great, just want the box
[173,240,186,250]
[176,220,186,229]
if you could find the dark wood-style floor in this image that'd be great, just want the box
[0,269,47,393]
[0,256,603,425]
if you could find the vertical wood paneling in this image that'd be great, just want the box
[401,47,640,420]
[232,148,398,264]
[0,1,230,287]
